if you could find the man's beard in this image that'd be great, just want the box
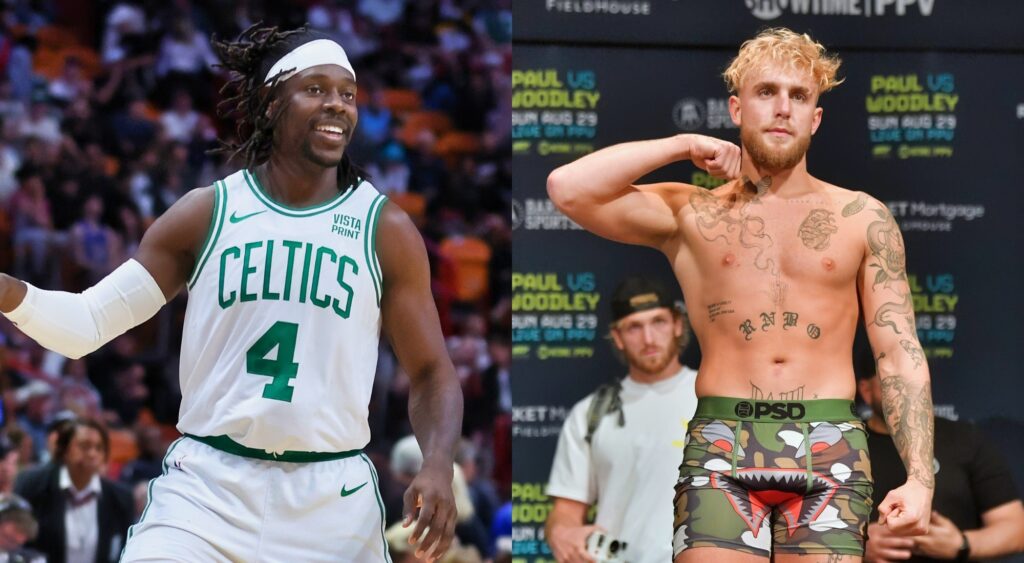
[741,125,811,171]
[301,139,345,168]
[624,343,678,376]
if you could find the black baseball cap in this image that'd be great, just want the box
[610,276,677,322]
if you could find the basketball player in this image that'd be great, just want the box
[0,26,463,562]
[547,28,933,561]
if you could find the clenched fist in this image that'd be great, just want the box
[683,134,742,180]
[877,480,933,537]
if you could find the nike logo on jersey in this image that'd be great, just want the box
[230,210,268,223]
[340,482,368,497]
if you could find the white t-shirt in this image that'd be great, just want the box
[547,367,698,563]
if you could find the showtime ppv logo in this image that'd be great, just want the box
[746,0,935,20]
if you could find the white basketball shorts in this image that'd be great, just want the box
[120,437,392,562]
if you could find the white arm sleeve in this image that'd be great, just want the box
[3,259,167,359]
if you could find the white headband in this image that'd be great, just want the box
[264,39,356,84]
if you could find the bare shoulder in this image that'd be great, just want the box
[376,202,427,278]
[818,184,898,262]
[816,182,888,221]
[133,185,217,299]
[159,185,216,222]
[635,180,703,197]
[377,201,421,245]
[634,180,705,210]
[145,186,217,253]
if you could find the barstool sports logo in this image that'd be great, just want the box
[746,0,936,20]
[673,98,737,132]
[673,98,705,131]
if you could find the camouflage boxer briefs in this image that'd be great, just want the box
[673,397,873,558]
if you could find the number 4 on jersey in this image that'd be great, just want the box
[246,321,300,402]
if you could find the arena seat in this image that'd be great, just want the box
[439,236,491,302]
[379,88,422,113]
[36,26,79,49]
[388,192,426,226]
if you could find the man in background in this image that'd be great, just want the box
[857,348,1024,562]
[0,492,45,561]
[546,276,698,562]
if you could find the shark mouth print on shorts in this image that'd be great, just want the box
[711,468,839,536]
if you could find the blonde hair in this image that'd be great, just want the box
[723,28,843,96]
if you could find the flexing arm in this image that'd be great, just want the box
[546,498,599,563]
[0,187,214,358]
[546,134,740,248]
[378,203,463,562]
[858,197,933,535]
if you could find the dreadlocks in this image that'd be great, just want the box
[210,24,365,190]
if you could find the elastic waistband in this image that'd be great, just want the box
[695,396,858,422]
[186,434,362,462]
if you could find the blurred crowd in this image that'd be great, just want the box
[0,0,512,561]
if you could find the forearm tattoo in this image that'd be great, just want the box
[879,370,935,488]
[900,339,925,369]
[867,203,934,488]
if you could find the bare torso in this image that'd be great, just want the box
[662,178,871,400]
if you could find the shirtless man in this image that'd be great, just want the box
[546,28,933,562]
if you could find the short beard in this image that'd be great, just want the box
[300,139,345,168]
[741,125,811,171]
[623,345,678,377]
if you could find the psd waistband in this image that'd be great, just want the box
[186,434,362,462]
[695,396,858,422]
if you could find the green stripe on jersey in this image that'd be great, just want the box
[369,196,387,301]
[363,195,387,306]
[188,181,227,289]
[243,169,358,217]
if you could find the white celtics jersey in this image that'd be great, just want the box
[178,169,387,454]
